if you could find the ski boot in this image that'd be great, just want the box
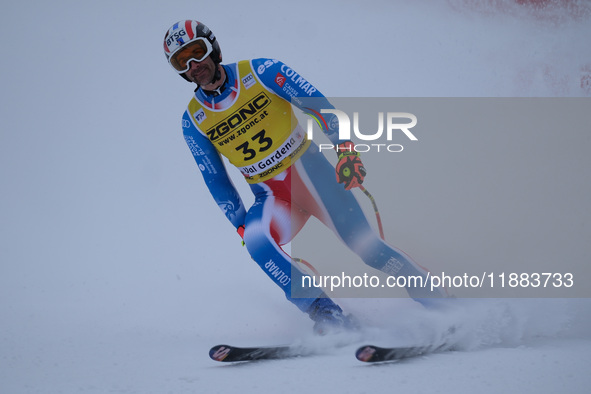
[307,297,359,335]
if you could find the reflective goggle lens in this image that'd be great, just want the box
[169,38,213,73]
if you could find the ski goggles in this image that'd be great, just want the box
[168,38,213,74]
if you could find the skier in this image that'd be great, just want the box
[163,20,447,333]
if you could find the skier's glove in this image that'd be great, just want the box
[237,225,245,246]
[335,141,366,190]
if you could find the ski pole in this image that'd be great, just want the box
[359,185,385,240]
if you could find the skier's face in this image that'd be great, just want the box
[185,56,217,86]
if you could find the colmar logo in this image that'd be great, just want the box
[275,73,286,88]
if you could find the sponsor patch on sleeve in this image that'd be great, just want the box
[275,73,286,88]
[242,73,256,89]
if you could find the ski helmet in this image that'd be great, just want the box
[163,20,222,81]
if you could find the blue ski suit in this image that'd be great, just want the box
[181,58,446,314]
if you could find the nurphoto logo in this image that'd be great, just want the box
[305,108,418,153]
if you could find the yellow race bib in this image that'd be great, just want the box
[188,60,309,183]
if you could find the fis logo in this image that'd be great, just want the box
[193,108,207,124]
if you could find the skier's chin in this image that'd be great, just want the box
[191,71,213,86]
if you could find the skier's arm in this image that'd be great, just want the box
[182,111,247,230]
[252,58,365,189]
[251,58,343,145]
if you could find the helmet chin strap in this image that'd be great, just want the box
[212,65,222,85]
[199,64,226,96]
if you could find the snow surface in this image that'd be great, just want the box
[1,0,591,393]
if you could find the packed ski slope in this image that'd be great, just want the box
[1,0,590,393]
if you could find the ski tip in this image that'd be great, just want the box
[209,344,232,362]
[355,345,379,362]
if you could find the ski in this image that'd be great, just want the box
[355,343,448,363]
[210,341,451,363]
[209,344,302,362]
